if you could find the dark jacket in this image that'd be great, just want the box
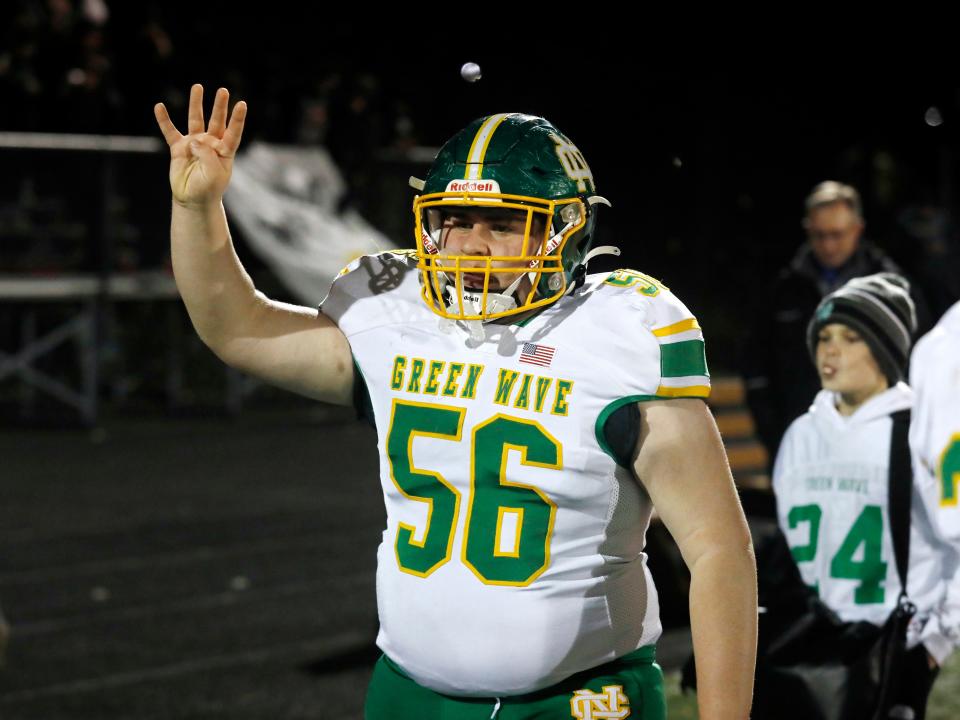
[742,240,930,464]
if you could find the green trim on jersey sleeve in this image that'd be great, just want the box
[595,395,711,467]
[595,395,660,468]
[659,340,709,378]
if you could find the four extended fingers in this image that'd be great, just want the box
[155,84,246,156]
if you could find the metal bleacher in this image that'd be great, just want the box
[0,132,179,424]
[708,376,777,526]
[0,271,182,424]
[710,375,771,491]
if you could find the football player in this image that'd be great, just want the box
[911,301,960,540]
[910,301,960,672]
[155,85,757,720]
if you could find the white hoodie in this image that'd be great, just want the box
[774,383,960,665]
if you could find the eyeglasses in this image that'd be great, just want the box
[806,228,857,242]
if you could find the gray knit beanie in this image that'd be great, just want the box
[806,273,917,384]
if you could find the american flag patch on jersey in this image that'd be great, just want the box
[519,342,555,368]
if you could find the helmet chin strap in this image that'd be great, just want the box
[565,245,621,294]
[439,273,524,342]
[432,235,541,339]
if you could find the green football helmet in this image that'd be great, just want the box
[412,113,611,323]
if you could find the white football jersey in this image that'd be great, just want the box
[321,251,710,696]
[775,384,960,664]
[910,302,960,543]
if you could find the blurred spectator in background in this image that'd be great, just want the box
[742,181,931,465]
[0,3,49,131]
[57,17,124,133]
[0,0,120,132]
[325,72,387,217]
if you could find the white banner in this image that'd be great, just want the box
[225,142,394,305]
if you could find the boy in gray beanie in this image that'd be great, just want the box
[806,272,917,386]
[769,272,953,720]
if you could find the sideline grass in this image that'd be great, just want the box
[664,650,960,719]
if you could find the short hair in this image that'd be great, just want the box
[804,181,863,222]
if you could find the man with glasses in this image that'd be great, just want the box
[742,181,928,464]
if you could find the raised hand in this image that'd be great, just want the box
[155,85,247,207]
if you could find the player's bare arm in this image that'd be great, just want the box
[155,84,353,405]
[633,398,757,720]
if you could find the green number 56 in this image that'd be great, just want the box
[386,399,561,587]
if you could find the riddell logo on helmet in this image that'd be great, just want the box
[446,180,501,194]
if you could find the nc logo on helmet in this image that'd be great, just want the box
[550,133,595,194]
[445,180,502,194]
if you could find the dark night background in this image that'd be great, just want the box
[2,4,960,718]
[3,5,958,368]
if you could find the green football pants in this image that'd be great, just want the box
[365,645,666,719]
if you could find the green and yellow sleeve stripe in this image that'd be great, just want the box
[653,318,710,399]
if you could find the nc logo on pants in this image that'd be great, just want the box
[569,684,631,719]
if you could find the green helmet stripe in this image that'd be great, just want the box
[465,113,513,179]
